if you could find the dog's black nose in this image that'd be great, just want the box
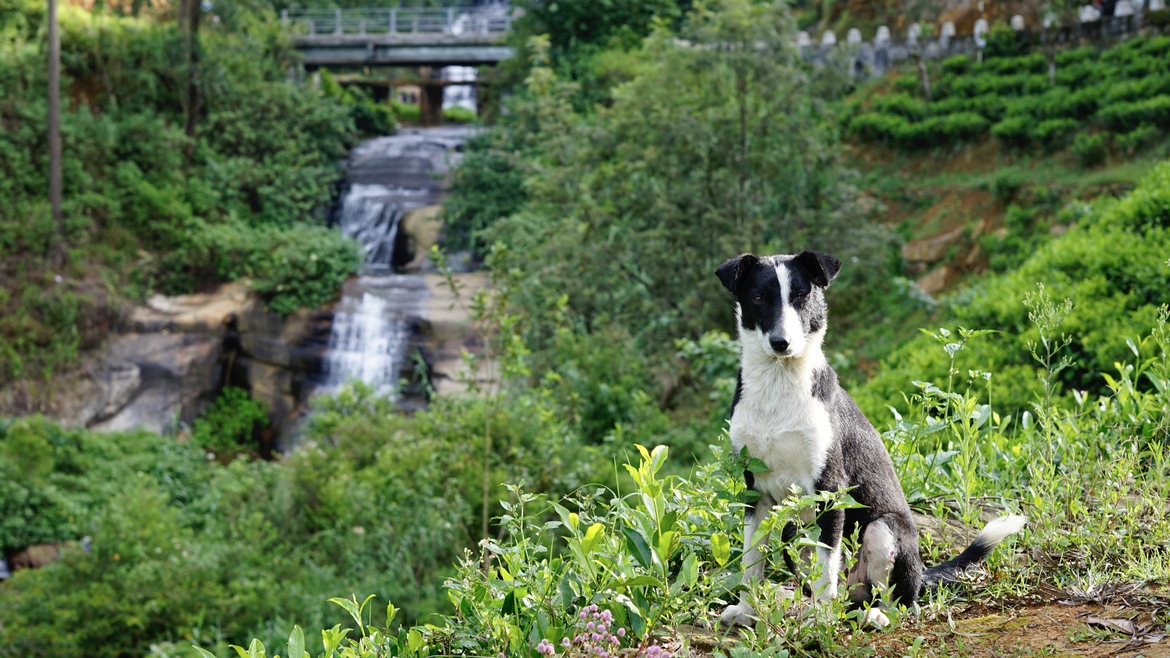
[770,337,789,353]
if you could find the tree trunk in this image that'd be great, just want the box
[48,0,64,268]
[915,52,932,101]
[179,0,202,154]
[1047,37,1057,85]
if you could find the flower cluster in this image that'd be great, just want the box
[533,604,670,658]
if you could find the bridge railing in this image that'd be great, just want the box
[281,7,512,37]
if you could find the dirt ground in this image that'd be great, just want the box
[877,590,1170,657]
[674,583,1170,657]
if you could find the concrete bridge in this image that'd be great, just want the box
[283,6,515,68]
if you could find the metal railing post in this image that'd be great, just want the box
[447,7,455,31]
[412,11,419,32]
[280,8,288,23]
[334,8,342,34]
[390,8,397,33]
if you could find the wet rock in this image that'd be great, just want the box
[413,272,493,397]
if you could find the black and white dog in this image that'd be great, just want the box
[716,251,1025,627]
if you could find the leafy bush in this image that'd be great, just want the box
[190,387,269,455]
[0,4,360,388]
[1072,131,1109,166]
[1115,123,1159,153]
[442,106,477,123]
[160,222,361,316]
[320,69,397,137]
[846,37,1169,154]
[390,101,421,124]
[855,160,1170,422]
[1097,94,1170,132]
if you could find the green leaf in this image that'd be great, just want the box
[680,553,699,586]
[745,457,770,473]
[407,629,424,652]
[502,590,518,615]
[192,648,219,658]
[581,523,605,554]
[329,597,363,630]
[622,526,653,568]
[620,575,665,588]
[287,626,305,658]
[657,530,677,561]
[712,532,731,566]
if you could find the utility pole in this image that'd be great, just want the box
[48,0,64,267]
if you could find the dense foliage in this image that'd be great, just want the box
[0,0,361,391]
[196,298,1170,656]
[855,159,1170,422]
[0,378,624,657]
[447,1,891,382]
[845,35,1170,154]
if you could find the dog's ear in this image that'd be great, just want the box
[794,251,842,288]
[716,254,759,294]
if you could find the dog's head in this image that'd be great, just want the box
[716,252,841,359]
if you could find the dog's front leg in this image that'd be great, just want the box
[811,506,844,603]
[721,493,774,627]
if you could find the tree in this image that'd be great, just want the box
[48,0,63,267]
[1039,0,1082,84]
[178,0,202,151]
[488,0,885,358]
[897,0,936,99]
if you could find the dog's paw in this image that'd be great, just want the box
[860,607,891,629]
[720,603,756,627]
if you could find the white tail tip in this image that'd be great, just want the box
[975,514,1028,546]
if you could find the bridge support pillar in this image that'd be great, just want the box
[419,84,444,126]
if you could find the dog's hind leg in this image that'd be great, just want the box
[721,493,774,627]
[853,519,898,628]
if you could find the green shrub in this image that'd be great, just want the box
[1029,118,1078,149]
[1115,123,1159,153]
[855,160,1170,422]
[1072,132,1109,166]
[442,105,477,123]
[441,130,528,254]
[319,70,396,137]
[390,100,421,124]
[1097,94,1170,132]
[849,111,910,146]
[984,23,1029,59]
[160,222,361,315]
[940,54,971,75]
[190,387,269,455]
[870,92,929,120]
[991,115,1032,146]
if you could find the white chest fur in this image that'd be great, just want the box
[730,347,834,504]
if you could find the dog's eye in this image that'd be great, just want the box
[751,294,763,305]
[795,290,809,299]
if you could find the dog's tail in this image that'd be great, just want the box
[921,515,1027,590]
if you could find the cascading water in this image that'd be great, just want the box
[319,125,475,396]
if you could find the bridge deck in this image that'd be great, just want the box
[285,6,514,67]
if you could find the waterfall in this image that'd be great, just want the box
[318,126,475,397]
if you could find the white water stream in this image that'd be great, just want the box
[319,125,475,396]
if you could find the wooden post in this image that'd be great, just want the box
[48,0,63,267]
